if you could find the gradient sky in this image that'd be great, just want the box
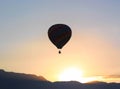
[0,0,120,83]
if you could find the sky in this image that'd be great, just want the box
[0,0,120,83]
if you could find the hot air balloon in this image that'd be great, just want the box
[48,24,72,54]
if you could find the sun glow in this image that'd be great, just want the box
[58,67,97,83]
[59,67,83,81]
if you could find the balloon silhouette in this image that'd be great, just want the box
[48,24,72,54]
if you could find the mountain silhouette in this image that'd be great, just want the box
[0,69,47,81]
[0,69,120,89]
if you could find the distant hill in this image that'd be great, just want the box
[0,69,52,89]
[0,69,120,89]
[53,81,120,89]
[0,69,47,81]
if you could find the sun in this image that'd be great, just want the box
[58,67,98,83]
[58,67,83,82]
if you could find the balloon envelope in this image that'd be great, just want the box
[48,24,72,49]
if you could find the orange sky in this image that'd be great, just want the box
[1,30,120,83]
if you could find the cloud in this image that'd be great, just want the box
[94,75,120,83]
[103,75,120,79]
[83,75,120,83]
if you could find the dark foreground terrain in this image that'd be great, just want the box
[0,69,120,89]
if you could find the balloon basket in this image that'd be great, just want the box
[59,50,61,54]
